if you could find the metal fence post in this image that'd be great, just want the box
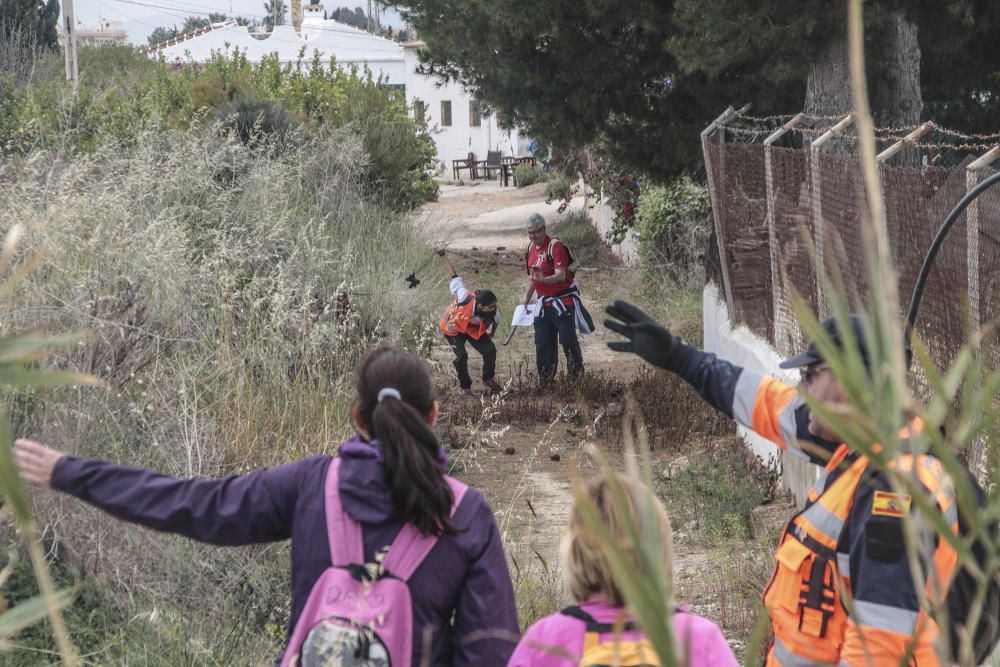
[701,106,742,321]
[764,113,804,352]
[965,145,1000,333]
[809,114,854,319]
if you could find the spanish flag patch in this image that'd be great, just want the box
[872,491,911,517]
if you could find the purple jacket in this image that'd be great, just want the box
[51,436,519,666]
[507,598,739,667]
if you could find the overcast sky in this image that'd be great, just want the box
[67,0,405,45]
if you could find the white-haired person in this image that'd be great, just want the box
[522,212,593,387]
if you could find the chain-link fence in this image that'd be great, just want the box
[703,109,1000,373]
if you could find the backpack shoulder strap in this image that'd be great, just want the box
[382,476,469,581]
[560,605,639,632]
[548,237,571,255]
[560,605,599,627]
[547,238,574,269]
[324,457,365,566]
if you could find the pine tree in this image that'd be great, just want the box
[393,0,1000,179]
[0,0,60,49]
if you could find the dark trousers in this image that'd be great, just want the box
[445,333,497,389]
[534,304,583,380]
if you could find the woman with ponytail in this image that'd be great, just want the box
[14,347,519,666]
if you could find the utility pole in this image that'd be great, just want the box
[62,0,79,91]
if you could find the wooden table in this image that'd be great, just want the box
[499,163,513,187]
[452,158,478,181]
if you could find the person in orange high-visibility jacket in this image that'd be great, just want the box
[605,301,959,667]
[436,248,502,397]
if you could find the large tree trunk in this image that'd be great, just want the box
[804,37,852,121]
[870,10,922,128]
[803,8,921,129]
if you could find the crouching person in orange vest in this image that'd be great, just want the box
[436,248,502,397]
[605,301,960,667]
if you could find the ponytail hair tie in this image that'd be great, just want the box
[377,387,402,403]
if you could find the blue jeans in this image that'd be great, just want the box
[533,304,583,380]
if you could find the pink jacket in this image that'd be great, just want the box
[507,598,739,667]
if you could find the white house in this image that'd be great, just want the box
[58,19,128,47]
[403,40,522,173]
[145,9,405,86]
[144,9,524,173]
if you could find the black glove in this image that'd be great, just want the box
[604,300,691,372]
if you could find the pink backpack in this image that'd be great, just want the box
[281,458,468,667]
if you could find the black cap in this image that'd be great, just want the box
[779,314,872,369]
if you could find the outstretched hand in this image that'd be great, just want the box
[604,300,687,372]
[14,438,65,488]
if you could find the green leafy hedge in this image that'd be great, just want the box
[635,176,711,280]
[1,47,438,211]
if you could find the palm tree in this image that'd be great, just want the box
[262,0,286,30]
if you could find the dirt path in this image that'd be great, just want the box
[415,179,790,646]
[415,179,673,610]
[414,180,586,250]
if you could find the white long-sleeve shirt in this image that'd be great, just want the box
[449,276,500,324]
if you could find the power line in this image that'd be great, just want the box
[95,0,165,30]
[130,0,232,15]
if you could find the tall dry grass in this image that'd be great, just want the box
[0,122,442,661]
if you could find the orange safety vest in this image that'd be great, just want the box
[763,420,959,667]
[439,295,489,340]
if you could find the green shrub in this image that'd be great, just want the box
[548,210,608,268]
[514,164,545,187]
[1,48,438,211]
[663,438,781,543]
[543,170,576,202]
[219,94,295,144]
[635,176,711,283]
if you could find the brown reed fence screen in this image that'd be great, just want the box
[703,111,1000,373]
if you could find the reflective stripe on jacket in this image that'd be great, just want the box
[440,296,489,339]
[674,351,959,667]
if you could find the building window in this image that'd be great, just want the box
[469,100,482,127]
[441,100,452,127]
[413,99,426,124]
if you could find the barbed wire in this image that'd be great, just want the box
[733,113,849,124]
[928,122,1000,142]
[721,114,1000,146]
[733,113,797,123]
[721,122,1000,154]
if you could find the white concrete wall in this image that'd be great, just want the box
[703,282,818,506]
[586,186,639,265]
[403,47,520,172]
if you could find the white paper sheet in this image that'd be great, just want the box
[510,302,540,327]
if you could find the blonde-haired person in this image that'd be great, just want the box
[508,473,738,667]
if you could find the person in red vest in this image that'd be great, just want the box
[522,213,592,386]
[436,248,502,396]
